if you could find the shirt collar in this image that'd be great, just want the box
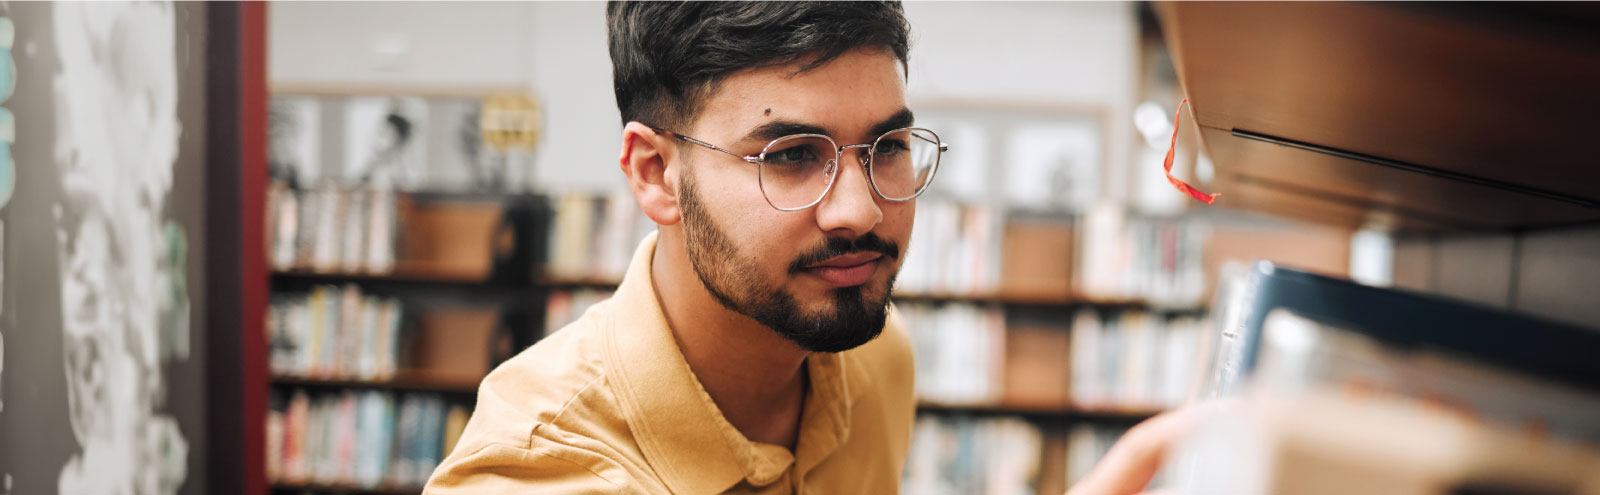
[603,231,858,494]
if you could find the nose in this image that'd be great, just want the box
[812,146,883,237]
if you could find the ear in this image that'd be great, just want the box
[619,121,682,225]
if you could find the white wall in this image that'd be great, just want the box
[524,2,622,192]
[269,1,1140,194]
[269,2,534,90]
[904,1,1138,202]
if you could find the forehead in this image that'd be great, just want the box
[690,48,908,142]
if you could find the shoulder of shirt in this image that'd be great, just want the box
[427,299,646,492]
[473,299,617,439]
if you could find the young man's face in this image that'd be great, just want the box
[676,48,914,353]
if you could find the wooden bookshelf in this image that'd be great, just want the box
[269,482,421,495]
[1159,2,1600,232]
[536,273,627,290]
[915,402,1162,425]
[534,275,1209,314]
[270,373,481,395]
[272,268,483,284]
[269,269,538,290]
[892,290,1207,314]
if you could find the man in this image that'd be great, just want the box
[427,2,1199,494]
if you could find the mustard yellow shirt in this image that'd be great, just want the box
[425,231,917,495]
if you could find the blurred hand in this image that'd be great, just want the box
[1066,400,1235,495]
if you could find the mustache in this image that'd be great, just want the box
[788,233,901,274]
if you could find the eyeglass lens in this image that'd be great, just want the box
[758,128,941,209]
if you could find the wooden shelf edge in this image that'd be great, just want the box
[528,276,1210,312]
[536,274,624,290]
[916,401,1164,423]
[269,482,422,495]
[271,269,490,285]
[270,372,481,395]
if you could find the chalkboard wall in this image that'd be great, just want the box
[0,3,211,494]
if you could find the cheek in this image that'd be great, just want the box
[881,201,916,242]
[714,185,809,264]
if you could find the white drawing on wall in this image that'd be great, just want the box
[269,96,322,185]
[51,3,189,494]
[345,96,428,187]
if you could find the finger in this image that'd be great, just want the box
[1066,400,1239,495]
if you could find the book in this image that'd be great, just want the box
[900,302,1006,406]
[902,414,1045,495]
[1205,261,1600,443]
[269,387,456,490]
[265,182,399,274]
[544,288,614,336]
[268,284,404,380]
[1074,203,1207,306]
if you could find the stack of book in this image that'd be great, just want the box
[544,191,654,281]
[1074,204,1207,307]
[897,199,1005,296]
[268,182,399,274]
[902,301,1206,411]
[902,414,1045,495]
[269,285,404,380]
[1162,263,1600,494]
[543,288,614,336]
[266,389,468,490]
[1068,308,1207,410]
[899,302,1007,406]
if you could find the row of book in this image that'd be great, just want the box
[901,303,1006,406]
[902,414,1045,495]
[269,285,405,380]
[544,191,655,282]
[543,288,614,337]
[901,301,1206,410]
[267,388,467,489]
[540,194,1209,309]
[268,182,399,274]
[897,200,1005,295]
[1075,204,1208,307]
[1070,309,1207,409]
[903,414,1136,495]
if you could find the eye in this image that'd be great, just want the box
[766,144,821,166]
[873,138,910,156]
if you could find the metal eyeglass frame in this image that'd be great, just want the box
[648,125,949,211]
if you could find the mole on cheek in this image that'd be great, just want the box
[764,108,771,116]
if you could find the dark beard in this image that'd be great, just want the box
[678,168,899,353]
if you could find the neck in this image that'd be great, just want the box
[651,227,809,449]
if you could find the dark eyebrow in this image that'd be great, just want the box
[735,107,916,147]
[868,108,916,138]
[739,121,831,145]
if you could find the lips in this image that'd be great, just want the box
[803,252,882,287]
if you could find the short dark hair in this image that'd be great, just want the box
[606,1,911,130]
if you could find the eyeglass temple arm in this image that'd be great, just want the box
[647,125,761,164]
[907,131,950,152]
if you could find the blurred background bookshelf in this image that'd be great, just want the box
[245,3,1600,495]
[5,3,1598,495]
[252,3,1361,495]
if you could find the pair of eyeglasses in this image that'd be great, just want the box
[650,125,947,211]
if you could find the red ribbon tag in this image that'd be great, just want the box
[1164,98,1219,205]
